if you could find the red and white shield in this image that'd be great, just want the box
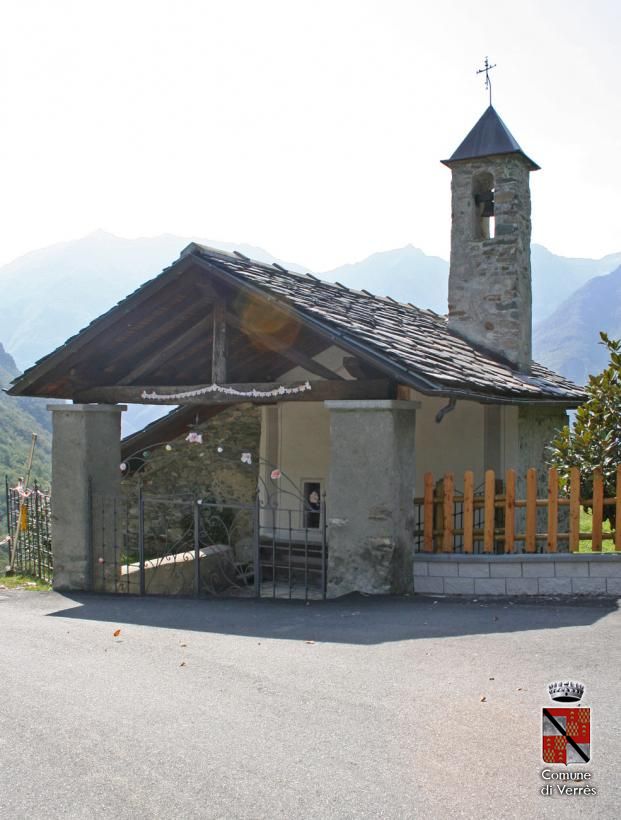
[542,707,590,764]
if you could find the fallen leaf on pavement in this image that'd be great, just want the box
[113,629,121,637]
[305,640,315,645]
[480,696,487,702]
[180,661,187,667]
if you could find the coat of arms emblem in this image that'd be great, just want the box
[542,681,590,764]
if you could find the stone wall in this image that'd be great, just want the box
[123,404,261,502]
[447,154,533,370]
[413,554,621,596]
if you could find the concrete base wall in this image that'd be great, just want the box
[413,554,621,596]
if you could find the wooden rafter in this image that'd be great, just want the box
[101,294,208,376]
[118,314,213,385]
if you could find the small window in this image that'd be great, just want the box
[302,481,322,529]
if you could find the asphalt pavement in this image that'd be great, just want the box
[0,590,619,819]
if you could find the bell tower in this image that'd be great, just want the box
[442,106,539,371]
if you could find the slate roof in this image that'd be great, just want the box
[187,244,584,404]
[8,242,585,405]
[443,106,540,170]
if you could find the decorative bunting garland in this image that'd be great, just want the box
[141,381,313,402]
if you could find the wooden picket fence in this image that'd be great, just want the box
[413,466,621,554]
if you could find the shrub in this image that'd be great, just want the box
[548,332,621,526]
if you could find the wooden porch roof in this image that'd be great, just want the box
[8,243,586,406]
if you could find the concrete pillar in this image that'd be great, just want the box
[324,400,419,596]
[47,404,126,591]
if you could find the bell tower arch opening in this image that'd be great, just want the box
[472,171,495,239]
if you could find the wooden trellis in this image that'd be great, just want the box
[415,466,621,554]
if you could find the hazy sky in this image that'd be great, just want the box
[0,0,618,271]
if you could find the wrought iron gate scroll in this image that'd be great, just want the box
[90,489,327,601]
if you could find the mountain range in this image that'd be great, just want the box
[533,264,621,386]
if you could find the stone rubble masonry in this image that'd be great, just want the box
[123,404,260,503]
[413,553,621,596]
[447,154,533,370]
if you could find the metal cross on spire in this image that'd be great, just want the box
[476,57,497,106]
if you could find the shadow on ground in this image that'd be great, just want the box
[47,592,620,645]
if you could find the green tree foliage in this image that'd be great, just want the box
[548,332,621,525]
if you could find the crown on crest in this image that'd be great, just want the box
[547,680,584,703]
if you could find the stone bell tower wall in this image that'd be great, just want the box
[447,153,533,371]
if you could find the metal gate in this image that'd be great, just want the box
[89,488,327,600]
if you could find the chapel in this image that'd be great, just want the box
[8,105,584,595]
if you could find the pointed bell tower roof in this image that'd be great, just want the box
[442,105,540,170]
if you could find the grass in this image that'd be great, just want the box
[0,573,51,591]
[578,509,616,553]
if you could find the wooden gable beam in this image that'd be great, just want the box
[226,311,344,381]
[195,279,229,382]
[211,301,227,383]
[118,314,212,385]
[75,378,392,405]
